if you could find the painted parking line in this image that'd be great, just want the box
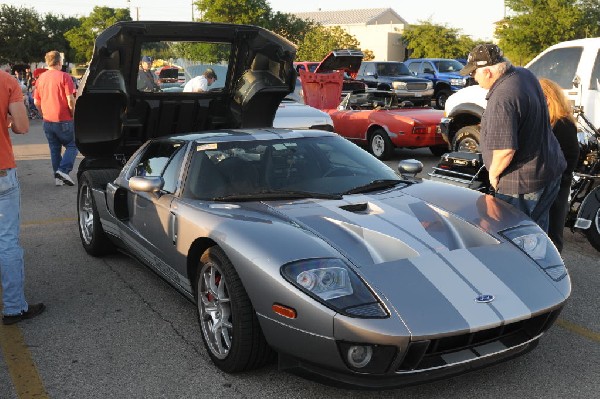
[556,318,600,343]
[0,292,49,399]
[22,217,77,227]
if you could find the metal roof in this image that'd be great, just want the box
[291,8,408,26]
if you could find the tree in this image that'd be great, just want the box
[41,14,80,64]
[296,26,360,61]
[578,0,600,37]
[497,0,591,65]
[263,11,315,46]
[362,49,375,61]
[194,0,270,24]
[194,0,313,47]
[402,21,476,59]
[0,5,46,64]
[64,7,131,63]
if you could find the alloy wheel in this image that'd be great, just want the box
[198,262,232,359]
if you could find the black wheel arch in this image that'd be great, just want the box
[446,104,484,144]
[187,238,218,298]
[435,82,452,95]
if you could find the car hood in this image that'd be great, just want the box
[266,184,569,335]
[75,21,296,158]
[314,49,364,77]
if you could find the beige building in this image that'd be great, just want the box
[292,8,409,61]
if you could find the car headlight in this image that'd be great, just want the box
[426,81,433,89]
[392,81,407,90]
[500,225,567,281]
[281,258,388,318]
[450,78,466,86]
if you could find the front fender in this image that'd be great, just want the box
[575,185,600,230]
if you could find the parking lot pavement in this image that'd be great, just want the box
[1,120,599,398]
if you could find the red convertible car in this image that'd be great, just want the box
[301,51,447,160]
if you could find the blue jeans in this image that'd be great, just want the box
[43,120,78,175]
[495,177,561,232]
[0,168,28,316]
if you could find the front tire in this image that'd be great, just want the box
[452,125,480,152]
[196,246,273,372]
[77,170,116,256]
[369,128,394,160]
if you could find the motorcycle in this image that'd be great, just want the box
[429,106,600,252]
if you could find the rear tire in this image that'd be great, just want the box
[77,170,118,256]
[452,125,480,152]
[585,205,600,252]
[435,90,451,110]
[196,246,273,372]
[369,128,394,160]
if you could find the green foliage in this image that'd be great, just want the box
[42,14,80,63]
[64,7,132,63]
[170,42,231,64]
[498,0,594,65]
[195,0,270,24]
[362,49,375,61]
[296,26,360,61]
[402,21,477,59]
[264,12,315,45]
[0,5,47,64]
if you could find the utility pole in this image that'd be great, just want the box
[191,0,195,21]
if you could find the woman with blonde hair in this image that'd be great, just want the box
[539,78,580,252]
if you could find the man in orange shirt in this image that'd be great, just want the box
[1,70,46,324]
[34,51,77,186]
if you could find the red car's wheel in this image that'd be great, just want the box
[369,128,394,160]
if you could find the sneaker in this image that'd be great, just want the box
[55,177,64,186]
[2,303,46,325]
[55,170,74,186]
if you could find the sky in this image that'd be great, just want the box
[4,0,506,41]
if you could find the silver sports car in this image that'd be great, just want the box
[74,21,570,389]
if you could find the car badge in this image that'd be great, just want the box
[475,294,495,303]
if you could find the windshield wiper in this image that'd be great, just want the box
[212,190,342,201]
[343,179,403,195]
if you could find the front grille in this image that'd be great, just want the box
[343,81,366,92]
[406,82,429,91]
[397,308,562,372]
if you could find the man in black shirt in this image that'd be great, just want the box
[460,44,566,231]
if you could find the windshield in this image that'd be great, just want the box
[341,91,398,110]
[433,60,465,73]
[377,62,411,76]
[184,135,401,200]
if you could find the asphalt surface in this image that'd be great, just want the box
[1,119,599,398]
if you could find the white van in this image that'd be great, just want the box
[442,37,600,150]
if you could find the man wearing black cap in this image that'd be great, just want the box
[183,68,217,93]
[460,44,566,232]
[137,56,159,92]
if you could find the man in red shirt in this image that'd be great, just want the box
[1,70,46,324]
[34,51,77,186]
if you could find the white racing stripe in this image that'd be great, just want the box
[410,253,502,330]
[440,249,532,322]
[319,194,437,256]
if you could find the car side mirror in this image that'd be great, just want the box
[398,159,423,177]
[573,74,581,88]
[129,176,164,193]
